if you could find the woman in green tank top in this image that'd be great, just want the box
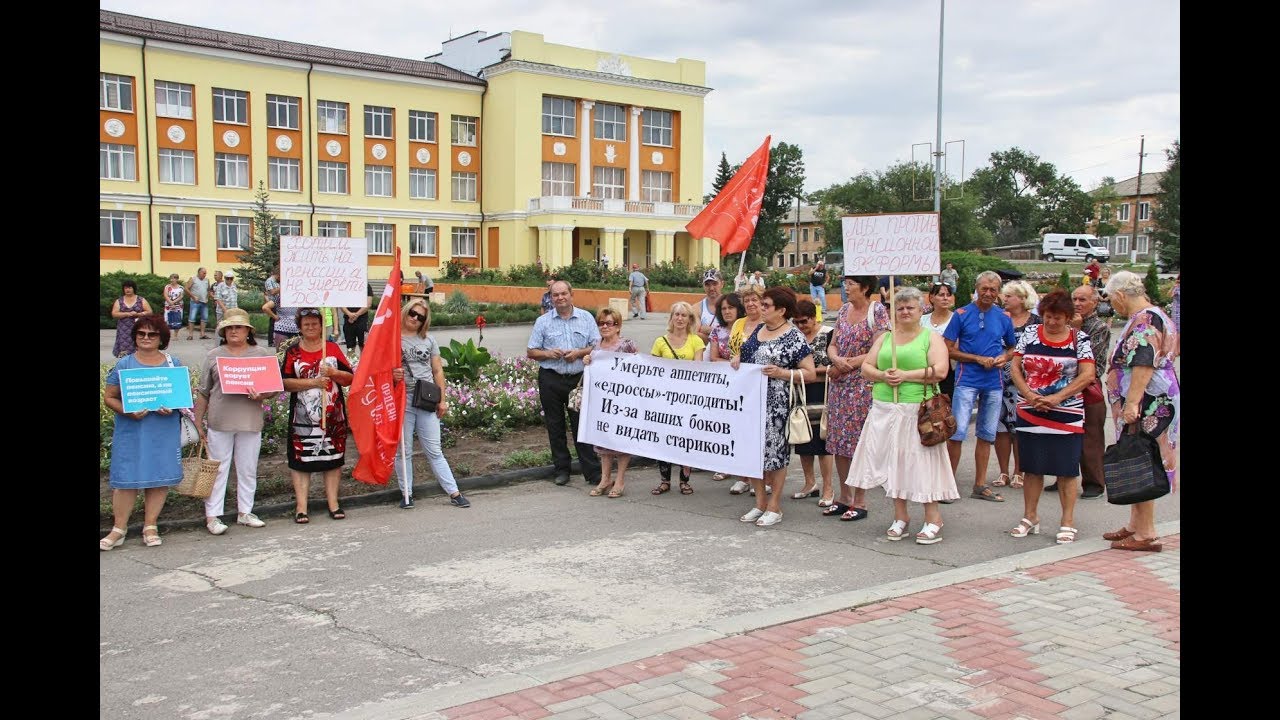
[844,286,960,545]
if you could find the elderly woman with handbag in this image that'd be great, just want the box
[100,315,183,550]
[390,299,469,510]
[1101,271,1180,552]
[192,308,281,535]
[845,287,959,545]
[790,299,835,505]
[1007,290,1096,545]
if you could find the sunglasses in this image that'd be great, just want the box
[597,320,616,327]
[135,331,160,339]
[408,310,426,321]
[299,309,322,317]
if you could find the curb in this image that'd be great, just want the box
[326,519,1181,720]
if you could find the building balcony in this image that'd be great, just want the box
[528,196,703,218]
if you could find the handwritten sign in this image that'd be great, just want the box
[841,212,941,275]
[119,367,195,413]
[215,356,285,394]
[577,352,767,477]
[280,235,369,307]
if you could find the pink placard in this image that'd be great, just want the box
[215,356,285,395]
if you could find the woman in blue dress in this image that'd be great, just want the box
[100,315,184,550]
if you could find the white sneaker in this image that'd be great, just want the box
[206,518,228,535]
[756,511,783,527]
[237,513,266,528]
[740,508,764,523]
[730,480,750,495]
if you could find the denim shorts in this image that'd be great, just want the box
[189,301,208,323]
[949,385,1002,443]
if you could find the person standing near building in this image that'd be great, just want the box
[1048,284,1111,498]
[527,281,602,487]
[214,272,240,328]
[185,267,212,340]
[939,262,959,293]
[209,270,226,326]
[696,269,722,343]
[628,263,649,319]
[263,267,281,340]
[809,261,828,312]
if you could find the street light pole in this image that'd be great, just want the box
[934,0,945,213]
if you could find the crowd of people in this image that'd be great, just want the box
[103,262,1179,555]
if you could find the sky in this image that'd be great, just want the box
[102,0,1179,198]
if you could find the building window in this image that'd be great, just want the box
[593,166,625,199]
[100,74,133,112]
[318,161,348,194]
[541,162,575,197]
[410,168,437,200]
[160,214,198,249]
[216,216,251,251]
[1139,201,1150,221]
[269,157,300,192]
[100,210,139,246]
[409,110,437,142]
[267,94,300,129]
[593,103,626,140]
[789,253,796,266]
[158,148,195,184]
[317,221,350,237]
[452,172,477,201]
[154,81,192,119]
[215,153,250,188]
[776,254,784,267]
[542,97,576,136]
[641,170,672,202]
[802,228,810,243]
[365,165,393,197]
[1117,203,1131,222]
[451,115,477,146]
[273,219,302,238]
[1137,235,1149,254]
[366,223,394,255]
[365,105,393,138]
[318,101,348,134]
[1115,235,1129,255]
[100,143,137,181]
[212,88,248,124]
[641,109,673,146]
[815,228,822,242]
[451,227,477,257]
[802,253,809,265]
[410,225,438,256]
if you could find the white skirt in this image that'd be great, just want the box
[845,399,960,503]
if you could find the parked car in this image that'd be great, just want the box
[1042,233,1109,263]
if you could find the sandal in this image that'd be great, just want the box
[1009,474,1024,489]
[792,488,819,499]
[840,507,869,522]
[915,522,943,545]
[712,472,728,481]
[295,512,310,524]
[1103,527,1135,541]
[142,525,162,547]
[969,486,1005,502]
[886,520,909,541]
[822,502,851,517]
[1110,536,1163,552]
[679,480,694,495]
[817,498,835,508]
[607,487,624,498]
[100,526,127,551]
[1055,526,1078,544]
[652,481,671,495]
[589,483,613,497]
[328,507,347,520]
[992,473,1009,487]
[1010,518,1040,538]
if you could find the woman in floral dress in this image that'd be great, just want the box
[583,307,640,498]
[823,275,890,521]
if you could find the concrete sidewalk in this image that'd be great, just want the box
[334,524,1179,720]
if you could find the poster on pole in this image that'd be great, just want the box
[840,212,941,276]
[215,356,285,394]
[577,352,767,478]
[118,367,195,413]
[279,235,369,308]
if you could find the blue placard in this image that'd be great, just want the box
[118,366,195,413]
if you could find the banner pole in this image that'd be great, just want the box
[890,275,899,403]
[737,251,747,286]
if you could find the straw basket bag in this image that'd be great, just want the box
[177,440,219,499]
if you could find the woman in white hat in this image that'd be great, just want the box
[192,308,281,534]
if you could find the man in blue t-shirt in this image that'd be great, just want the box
[942,270,1018,502]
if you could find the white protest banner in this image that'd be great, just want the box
[577,352,767,478]
[280,235,369,307]
[215,356,285,394]
[841,212,941,276]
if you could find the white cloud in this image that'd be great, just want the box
[102,0,1178,195]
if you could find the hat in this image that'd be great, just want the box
[702,269,722,284]
[216,308,253,336]
[224,272,234,278]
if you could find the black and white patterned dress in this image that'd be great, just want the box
[742,324,813,472]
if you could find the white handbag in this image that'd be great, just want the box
[179,410,200,448]
[787,370,812,445]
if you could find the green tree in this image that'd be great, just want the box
[1152,140,1180,270]
[1089,176,1122,239]
[969,147,1093,245]
[748,140,806,267]
[1143,263,1164,304]
[1058,269,1071,289]
[703,151,733,203]
[237,182,280,290]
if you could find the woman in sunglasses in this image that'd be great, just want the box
[100,316,183,550]
[582,308,639,498]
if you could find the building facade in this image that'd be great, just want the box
[99,12,710,279]
[1087,172,1164,263]
[769,204,825,270]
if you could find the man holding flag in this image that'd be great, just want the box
[348,249,408,495]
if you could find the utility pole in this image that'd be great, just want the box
[934,0,945,213]
[793,194,802,267]
[1131,135,1146,263]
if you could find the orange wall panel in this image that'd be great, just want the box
[541,134,579,166]
[100,245,142,261]
[213,122,252,155]
[317,134,351,163]
[217,250,246,265]
[364,138,396,166]
[590,137,628,168]
[155,118,197,151]
[487,227,500,268]
[408,141,439,169]
[160,248,201,262]
[99,111,138,145]
[268,129,302,159]
[452,144,481,176]
[369,255,394,267]
[410,255,440,268]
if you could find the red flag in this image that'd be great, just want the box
[686,136,771,257]
[349,249,406,485]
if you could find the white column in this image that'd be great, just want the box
[628,106,644,201]
[578,100,594,196]
[652,229,676,264]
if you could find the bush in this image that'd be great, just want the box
[505,263,549,286]
[1058,270,1071,290]
[1143,264,1165,305]
[444,289,473,314]
[645,259,712,289]
[101,271,169,329]
[939,252,1016,303]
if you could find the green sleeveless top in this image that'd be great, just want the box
[872,330,934,403]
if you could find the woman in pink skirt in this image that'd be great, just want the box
[845,287,959,544]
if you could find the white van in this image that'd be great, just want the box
[1041,233,1110,263]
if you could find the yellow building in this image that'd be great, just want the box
[99,11,711,279]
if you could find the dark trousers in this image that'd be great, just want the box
[538,368,601,482]
[1081,395,1106,490]
[344,317,368,351]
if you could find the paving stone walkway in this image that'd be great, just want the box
[425,536,1179,720]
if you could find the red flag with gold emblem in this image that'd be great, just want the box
[686,136,771,257]
[349,248,405,485]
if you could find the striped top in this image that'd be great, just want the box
[1012,325,1094,434]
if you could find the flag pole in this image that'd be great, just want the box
[890,275,899,403]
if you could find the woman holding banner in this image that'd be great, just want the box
[281,308,354,523]
[733,287,816,527]
[726,287,765,494]
[583,307,640,498]
[846,287,959,544]
[650,301,705,496]
[192,308,280,535]
[100,315,183,550]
